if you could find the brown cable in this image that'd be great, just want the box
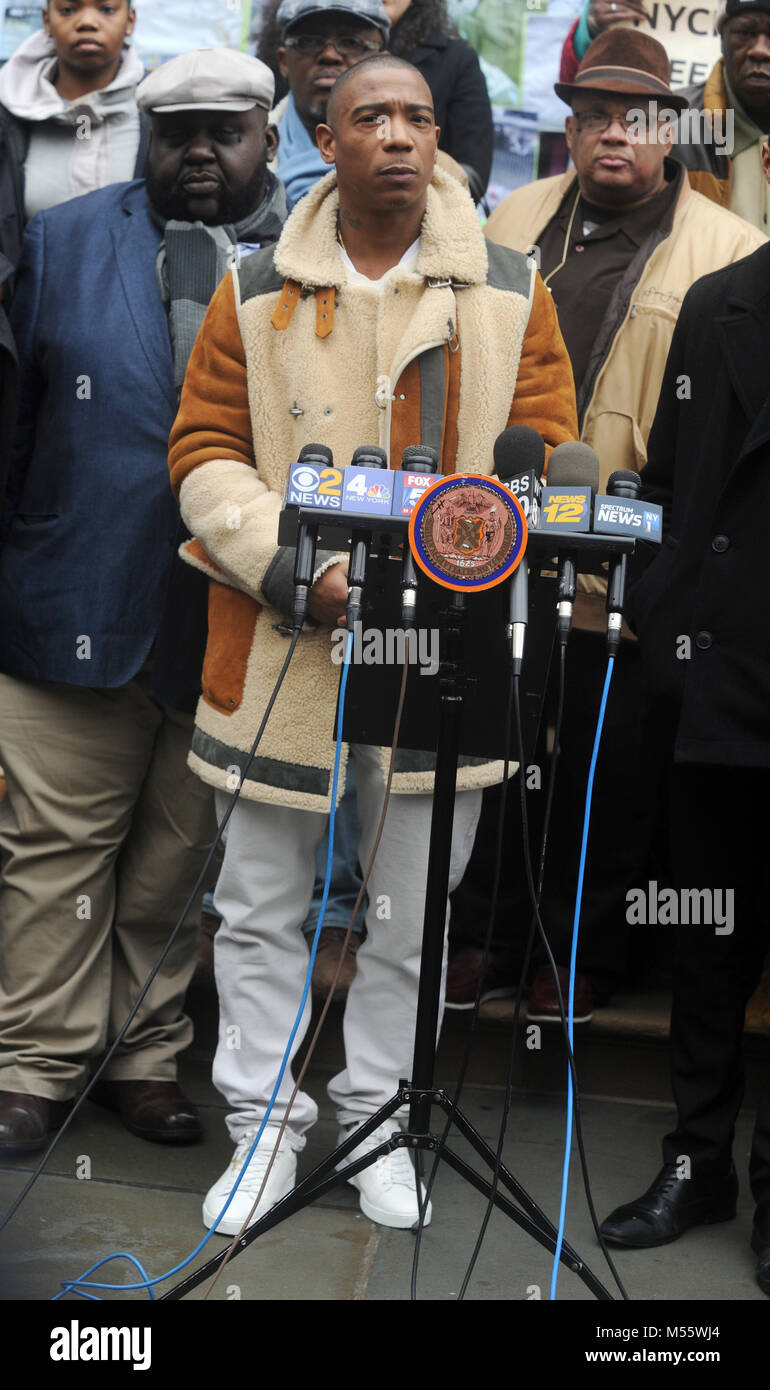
[202,653,411,1299]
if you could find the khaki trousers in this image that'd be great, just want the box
[0,670,216,1099]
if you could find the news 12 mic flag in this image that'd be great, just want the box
[539,484,592,532]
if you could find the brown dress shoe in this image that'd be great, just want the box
[0,1090,72,1153]
[89,1080,203,1145]
[527,965,594,1024]
[445,946,517,1010]
[309,928,361,1003]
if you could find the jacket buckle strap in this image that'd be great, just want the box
[270,278,302,331]
[426,277,470,290]
[315,287,334,338]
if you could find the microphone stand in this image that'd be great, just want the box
[162,531,620,1301]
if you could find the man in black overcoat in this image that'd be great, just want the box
[598,154,770,1297]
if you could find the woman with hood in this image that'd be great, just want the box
[0,1,147,277]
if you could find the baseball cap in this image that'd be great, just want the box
[276,0,391,40]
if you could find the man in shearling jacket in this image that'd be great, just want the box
[169,52,578,1235]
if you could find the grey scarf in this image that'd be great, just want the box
[153,172,287,393]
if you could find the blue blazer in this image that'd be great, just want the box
[0,180,207,709]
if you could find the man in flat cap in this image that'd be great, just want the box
[0,49,286,1154]
[465,32,763,1022]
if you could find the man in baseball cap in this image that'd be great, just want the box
[270,0,389,207]
[0,48,288,1155]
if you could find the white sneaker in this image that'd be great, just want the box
[338,1121,433,1229]
[203,1123,296,1235]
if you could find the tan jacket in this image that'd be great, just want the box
[485,167,765,626]
[168,167,578,811]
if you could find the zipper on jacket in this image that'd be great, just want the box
[383,330,456,458]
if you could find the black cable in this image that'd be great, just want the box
[410,645,517,1300]
[497,668,628,1300]
[536,640,567,909]
[411,626,567,1299]
[0,624,304,1237]
[456,671,626,1299]
[455,650,566,1299]
[411,630,627,1301]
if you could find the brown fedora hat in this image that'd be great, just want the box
[554,29,689,113]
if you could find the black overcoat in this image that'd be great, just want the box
[629,238,770,768]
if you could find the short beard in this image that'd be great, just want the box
[146,160,269,225]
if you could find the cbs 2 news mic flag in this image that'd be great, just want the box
[286,460,442,517]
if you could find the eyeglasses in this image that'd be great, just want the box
[283,34,384,59]
[574,110,661,133]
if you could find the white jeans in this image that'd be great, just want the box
[212,742,482,1147]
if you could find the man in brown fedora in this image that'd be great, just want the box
[449,32,763,1025]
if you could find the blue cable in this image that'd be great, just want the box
[55,629,355,1301]
[54,1254,156,1303]
[549,654,615,1301]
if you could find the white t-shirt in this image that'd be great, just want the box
[336,236,421,288]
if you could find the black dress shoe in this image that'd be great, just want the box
[751,1207,770,1296]
[600,1163,738,1248]
[0,1090,72,1154]
[89,1080,203,1145]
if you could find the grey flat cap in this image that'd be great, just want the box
[276,0,391,39]
[136,48,275,114]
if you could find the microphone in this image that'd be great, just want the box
[402,444,440,473]
[346,445,388,629]
[293,443,334,629]
[605,468,641,657]
[399,446,439,628]
[493,425,544,525]
[544,442,600,647]
[493,427,546,675]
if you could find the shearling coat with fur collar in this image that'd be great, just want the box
[168,167,578,812]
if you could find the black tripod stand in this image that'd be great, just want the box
[163,569,611,1301]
